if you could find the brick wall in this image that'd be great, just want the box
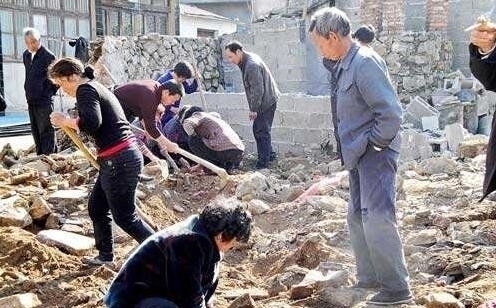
[382,0,405,34]
[360,0,382,31]
[427,0,449,31]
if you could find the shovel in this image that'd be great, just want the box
[60,126,159,231]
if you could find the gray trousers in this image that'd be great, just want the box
[347,145,410,292]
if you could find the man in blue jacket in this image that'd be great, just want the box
[104,199,252,308]
[310,8,411,305]
[23,27,58,155]
[156,61,198,125]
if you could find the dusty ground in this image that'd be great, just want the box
[0,149,496,308]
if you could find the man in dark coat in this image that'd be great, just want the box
[224,41,280,169]
[23,27,58,155]
[104,198,252,308]
[469,23,496,201]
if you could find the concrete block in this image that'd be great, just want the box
[271,127,294,143]
[421,116,439,131]
[272,110,284,127]
[280,111,309,128]
[277,97,296,112]
[435,103,464,130]
[293,129,323,144]
[445,123,465,152]
[405,96,440,129]
[230,124,253,141]
[276,142,305,155]
[308,113,332,129]
[226,109,252,125]
[293,96,330,113]
[463,102,478,134]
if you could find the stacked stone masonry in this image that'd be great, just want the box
[95,35,223,92]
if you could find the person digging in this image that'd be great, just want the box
[49,57,154,265]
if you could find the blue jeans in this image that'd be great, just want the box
[347,145,410,292]
[88,145,154,260]
[253,103,276,167]
[135,298,178,308]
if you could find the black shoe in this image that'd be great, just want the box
[367,290,413,306]
[353,281,380,289]
[269,152,277,162]
[82,255,114,266]
[255,162,269,169]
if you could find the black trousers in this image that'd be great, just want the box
[28,103,56,155]
[89,146,154,260]
[253,103,276,167]
[188,135,243,170]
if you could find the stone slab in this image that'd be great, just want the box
[36,229,94,256]
[0,293,42,308]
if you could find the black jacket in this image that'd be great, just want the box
[469,44,496,201]
[105,215,220,308]
[23,45,57,105]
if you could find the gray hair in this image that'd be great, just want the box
[23,27,41,41]
[309,7,351,38]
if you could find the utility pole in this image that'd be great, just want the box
[89,0,97,39]
[166,0,176,35]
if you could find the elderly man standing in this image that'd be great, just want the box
[23,27,58,155]
[309,8,412,305]
[224,41,280,169]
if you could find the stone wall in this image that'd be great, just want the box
[181,93,333,154]
[373,31,453,103]
[94,35,222,92]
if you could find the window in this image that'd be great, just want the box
[145,15,156,33]
[15,0,27,5]
[64,17,77,56]
[65,0,76,12]
[157,16,166,34]
[96,8,107,36]
[133,14,143,35]
[0,0,12,3]
[14,11,28,58]
[32,0,46,7]
[47,0,60,9]
[78,19,90,38]
[122,11,132,36]
[109,11,119,35]
[0,10,14,57]
[197,28,216,38]
[152,0,164,6]
[33,15,48,36]
[47,16,61,56]
[78,0,89,14]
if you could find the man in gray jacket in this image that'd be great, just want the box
[310,7,412,306]
[224,41,280,169]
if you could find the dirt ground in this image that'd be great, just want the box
[1,152,496,308]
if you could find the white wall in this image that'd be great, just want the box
[3,62,76,112]
[253,0,287,19]
[179,15,237,38]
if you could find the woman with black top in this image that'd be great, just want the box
[49,58,154,265]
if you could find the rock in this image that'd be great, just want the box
[417,157,459,175]
[445,123,465,153]
[28,196,52,220]
[279,265,308,287]
[36,229,94,256]
[0,293,42,308]
[10,170,38,185]
[316,288,363,307]
[423,292,464,308]
[227,293,256,308]
[61,224,85,235]
[406,229,442,247]
[267,276,286,297]
[48,189,88,207]
[0,205,32,227]
[23,160,51,174]
[458,135,488,158]
[68,171,86,186]
[289,284,314,299]
[224,288,269,300]
[235,172,269,200]
[45,213,61,229]
[247,199,270,215]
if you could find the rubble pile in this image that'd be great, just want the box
[0,145,495,307]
